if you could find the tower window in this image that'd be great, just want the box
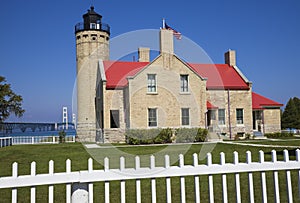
[90,23,96,29]
[110,110,120,128]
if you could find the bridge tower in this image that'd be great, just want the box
[75,6,110,142]
[62,107,68,130]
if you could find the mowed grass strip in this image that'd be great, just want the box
[0,142,300,202]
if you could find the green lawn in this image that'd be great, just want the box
[0,142,300,202]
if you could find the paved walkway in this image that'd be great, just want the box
[84,140,300,149]
[222,141,300,149]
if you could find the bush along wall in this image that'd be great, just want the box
[125,128,173,145]
[264,132,294,138]
[125,128,208,145]
[175,128,208,143]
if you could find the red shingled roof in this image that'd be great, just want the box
[104,61,149,89]
[252,92,283,109]
[188,63,249,90]
[104,61,249,90]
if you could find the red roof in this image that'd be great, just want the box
[207,101,218,109]
[188,63,249,90]
[252,92,283,109]
[103,61,249,90]
[104,61,149,89]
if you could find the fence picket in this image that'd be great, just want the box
[104,157,110,203]
[272,150,280,203]
[12,162,18,203]
[193,153,200,203]
[220,152,228,203]
[259,150,267,203]
[66,159,71,203]
[150,155,156,203]
[31,162,36,203]
[233,151,241,203]
[246,151,254,203]
[284,150,293,203]
[165,155,171,203]
[207,153,214,203]
[88,158,94,203]
[179,154,186,203]
[48,160,54,203]
[120,157,126,203]
[135,156,141,203]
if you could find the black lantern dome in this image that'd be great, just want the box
[75,6,110,34]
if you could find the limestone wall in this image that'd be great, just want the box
[128,55,207,129]
[263,108,281,133]
[207,89,253,137]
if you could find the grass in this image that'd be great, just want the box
[0,141,300,202]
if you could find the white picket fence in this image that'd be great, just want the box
[11,135,76,145]
[0,149,300,203]
[0,137,12,148]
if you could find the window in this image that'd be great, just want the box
[148,108,157,127]
[180,75,189,92]
[110,110,120,128]
[90,23,96,29]
[147,74,157,93]
[236,109,244,124]
[218,109,225,125]
[181,108,190,126]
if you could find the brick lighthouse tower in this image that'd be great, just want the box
[75,6,110,142]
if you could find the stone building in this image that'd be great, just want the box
[75,7,283,142]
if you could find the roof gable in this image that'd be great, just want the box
[188,63,249,90]
[103,61,149,89]
[252,92,283,109]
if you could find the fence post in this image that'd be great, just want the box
[71,158,89,203]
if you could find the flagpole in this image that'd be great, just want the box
[162,18,165,29]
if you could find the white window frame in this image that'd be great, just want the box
[148,108,157,127]
[181,108,190,126]
[218,109,226,125]
[147,74,157,93]
[180,74,189,93]
[236,108,244,125]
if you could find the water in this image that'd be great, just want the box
[1,129,76,137]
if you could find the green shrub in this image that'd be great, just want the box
[264,132,294,138]
[58,130,66,143]
[125,128,172,145]
[175,128,208,143]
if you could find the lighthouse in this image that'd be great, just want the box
[75,6,110,142]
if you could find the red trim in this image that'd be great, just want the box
[207,101,218,109]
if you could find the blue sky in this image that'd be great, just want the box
[0,0,299,122]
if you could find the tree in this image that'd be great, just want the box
[281,97,300,129]
[0,76,25,122]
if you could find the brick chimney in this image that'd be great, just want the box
[138,47,150,62]
[225,50,236,66]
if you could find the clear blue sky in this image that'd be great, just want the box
[0,0,299,122]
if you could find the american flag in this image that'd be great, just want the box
[164,23,182,40]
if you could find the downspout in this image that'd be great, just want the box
[262,110,265,134]
[227,89,232,139]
